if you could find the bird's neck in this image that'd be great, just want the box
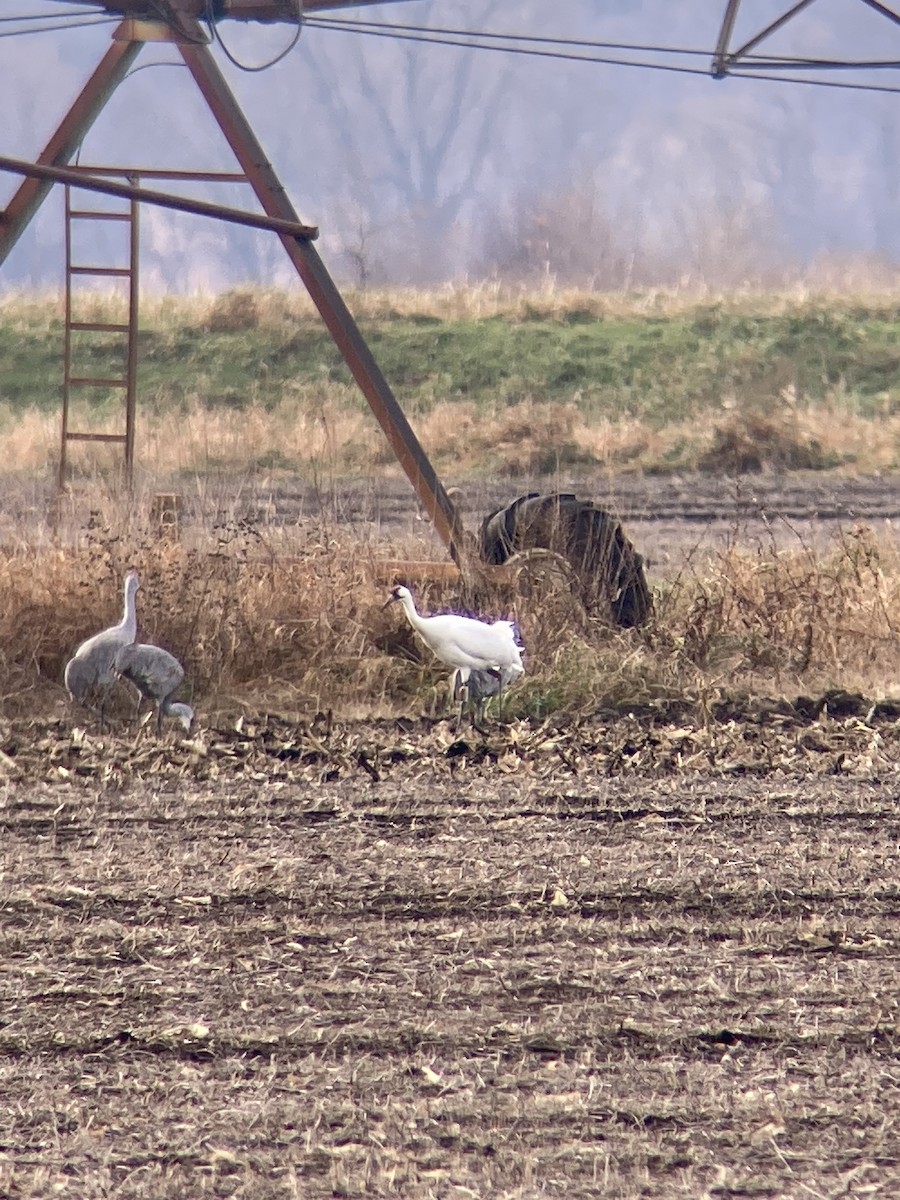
[400,593,426,632]
[120,582,138,641]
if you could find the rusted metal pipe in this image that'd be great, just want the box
[0,155,318,240]
[43,0,411,18]
[0,30,141,267]
[176,28,467,567]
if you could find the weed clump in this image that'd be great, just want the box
[698,408,847,474]
[670,524,899,686]
[205,290,260,333]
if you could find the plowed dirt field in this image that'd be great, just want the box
[4,472,900,1197]
[10,471,900,567]
[2,708,900,1199]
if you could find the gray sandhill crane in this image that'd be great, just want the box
[451,663,524,730]
[64,569,140,723]
[113,643,194,733]
[383,584,524,727]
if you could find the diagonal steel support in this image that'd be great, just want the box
[714,0,819,74]
[711,0,742,77]
[858,0,900,29]
[0,25,141,266]
[176,26,466,566]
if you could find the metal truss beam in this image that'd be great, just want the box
[0,12,466,565]
[0,154,318,239]
[711,0,900,76]
[44,0,416,20]
[174,22,466,563]
[0,28,140,266]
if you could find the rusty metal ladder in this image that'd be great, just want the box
[60,173,138,490]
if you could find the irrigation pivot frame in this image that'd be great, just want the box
[710,0,900,76]
[3,0,895,560]
[0,0,466,567]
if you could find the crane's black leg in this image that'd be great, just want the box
[451,670,468,733]
[456,684,468,733]
[489,668,504,721]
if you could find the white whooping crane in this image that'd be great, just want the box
[384,584,524,727]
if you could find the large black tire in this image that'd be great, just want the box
[478,492,652,627]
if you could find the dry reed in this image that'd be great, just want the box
[7,392,899,480]
[4,501,900,725]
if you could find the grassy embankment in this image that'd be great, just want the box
[2,285,900,722]
[3,284,900,478]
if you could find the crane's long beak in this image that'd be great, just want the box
[382,595,399,610]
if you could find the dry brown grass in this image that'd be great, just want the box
[8,391,899,480]
[1,516,397,721]
[0,391,373,477]
[153,281,900,324]
[4,494,900,727]
[662,522,900,694]
[6,284,900,478]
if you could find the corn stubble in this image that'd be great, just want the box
[1,493,900,1200]
[0,766,898,1200]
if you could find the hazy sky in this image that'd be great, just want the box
[3,1,900,290]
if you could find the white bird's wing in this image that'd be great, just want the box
[503,659,525,684]
[486,619,523,655]
[487,622,524,671]
[443,621,522,671]
[409,610,524,672]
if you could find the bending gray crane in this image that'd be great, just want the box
[451,663,525,732]
[113,643,194,733]
[64,569,140,723]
